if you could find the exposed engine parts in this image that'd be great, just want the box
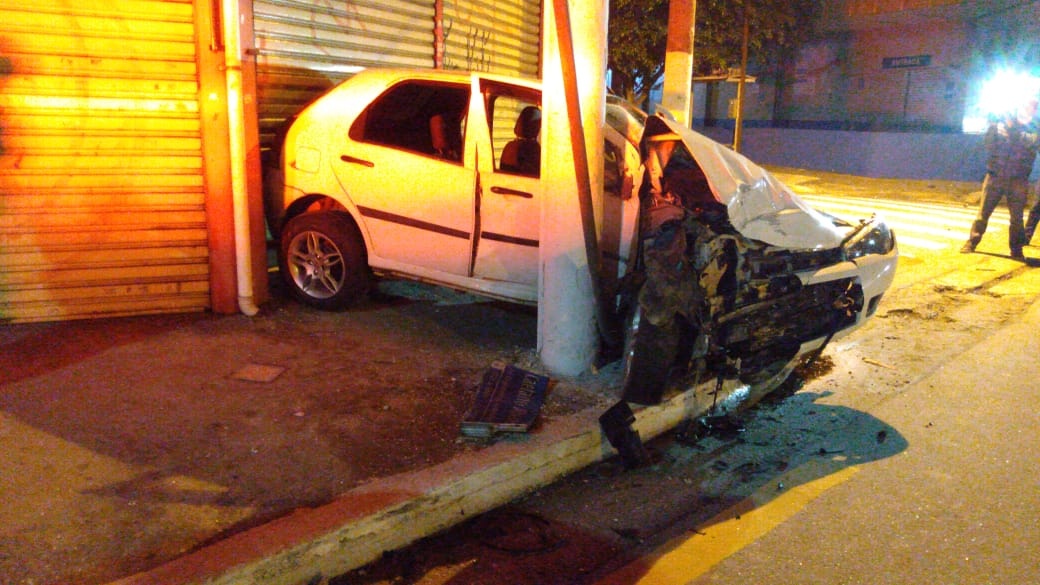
[619,130,864,406]
[620,208,863,405]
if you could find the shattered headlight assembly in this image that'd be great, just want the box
[843,217,895,260]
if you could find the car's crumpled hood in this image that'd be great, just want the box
[654,116,847,250]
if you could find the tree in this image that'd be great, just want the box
[607,0,670,106]
[608,0,818,108]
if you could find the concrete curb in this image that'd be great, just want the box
[109,374,748,585]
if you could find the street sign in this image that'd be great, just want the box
[882,55,931,69]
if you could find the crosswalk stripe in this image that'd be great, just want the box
[792,193,1023,253]
[801,193,980,215]
[801,194,1008,226]
[806,202,1005,228]
[892,234,948,250]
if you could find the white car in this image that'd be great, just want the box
[273,69,642,311]
[273,68,897,403]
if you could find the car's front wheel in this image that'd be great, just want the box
[278,211,370,310]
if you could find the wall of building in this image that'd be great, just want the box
[697,126,988,182]
[775,19,971,131]
[691,80,775,127]
[844,23,969,131]
[688,1,1040,182]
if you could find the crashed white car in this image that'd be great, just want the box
[272,69,641,312]
[273,68,897,403]
[618,114,897,404]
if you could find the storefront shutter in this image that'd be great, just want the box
[0,0,208,322]
[253,0,436,164]
[441,0,540,77]
[252,0,542,167]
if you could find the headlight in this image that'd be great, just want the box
[844,218,896,260]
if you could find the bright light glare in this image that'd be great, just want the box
[980,70,1040,116]
[964,69,1040,133]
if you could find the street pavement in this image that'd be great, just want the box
[597,278,1040,585]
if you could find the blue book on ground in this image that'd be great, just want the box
[461,362,550,438]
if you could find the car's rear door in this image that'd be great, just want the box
[469,79,542,287]
[333,79,476,276]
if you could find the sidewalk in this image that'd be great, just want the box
[0,284,751,585]
[0,282,599,584]
[0,169,981,585]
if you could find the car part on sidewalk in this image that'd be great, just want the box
[598,400,652,469]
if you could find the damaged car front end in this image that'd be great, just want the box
[618,115,897,406]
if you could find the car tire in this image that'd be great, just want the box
[278,211,371,310]
[620,301,680,405]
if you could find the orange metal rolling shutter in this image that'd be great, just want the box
[0,0,208,322]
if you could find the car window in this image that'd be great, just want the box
[481,81,541,177]
[350,81,469,162]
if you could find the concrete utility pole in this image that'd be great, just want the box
[662,0,696,126]
[538,0,608,377]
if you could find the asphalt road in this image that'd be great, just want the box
[334,195,1040,585]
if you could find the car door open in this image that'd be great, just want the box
[471,81,542,287]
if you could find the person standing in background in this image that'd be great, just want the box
[961,97,1040,260]
[1022,176,1040,245]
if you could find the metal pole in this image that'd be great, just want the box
[222,0,259,315]
[733,9,749,152]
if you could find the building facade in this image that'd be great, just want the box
[698,0,1040,133]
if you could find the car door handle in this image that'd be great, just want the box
[340,154,374,168]
[490,186,534,199]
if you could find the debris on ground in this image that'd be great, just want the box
[460,362,550,439]
[863,357,897,370]
[674,413,748,445]
[598,401,652,469]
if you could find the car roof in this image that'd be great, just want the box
[344,68,541,91]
